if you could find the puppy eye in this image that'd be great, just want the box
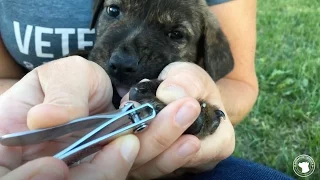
[167,31,184,40]
[106,5,120,17]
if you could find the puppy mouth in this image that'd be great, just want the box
[108,75,133,98]
[115,84,131,98]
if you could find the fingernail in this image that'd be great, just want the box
[175,101,199,127]
[177,140,199,158]
[159,85,187,103]
[121,136,138,163]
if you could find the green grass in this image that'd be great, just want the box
[233,0,320,179]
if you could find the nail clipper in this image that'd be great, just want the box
[0,102,156,166]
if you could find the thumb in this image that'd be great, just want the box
[1,157,68,180]
[27,56,114,129]
[157,62,220,105]
[69,134,140,180]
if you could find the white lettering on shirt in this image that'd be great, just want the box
[13,21,33,55]
[55,28,76,56]
[77,28,95,50]
[35,26,54,58]
[12,21,95,59]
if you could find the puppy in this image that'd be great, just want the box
[86,0,234,139]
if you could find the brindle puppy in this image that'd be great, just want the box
[87,0,234,139]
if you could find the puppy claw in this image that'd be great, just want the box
[207,110,225,134]
[214,110,226,120]
[129,87,145,100]
[129,80,162,101]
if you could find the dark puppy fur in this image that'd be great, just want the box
[86,0,234,139]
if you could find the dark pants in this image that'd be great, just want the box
[185,156,295,180]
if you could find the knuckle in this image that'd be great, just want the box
[184,148,206,167]
[128,172,144,180]
[67,55,87,62]
[174,73,207,97]
[159,62,196,78]
[36,55,89,75]
[62,55,89,68]
[155,161,173,175]
[152,131,171,150]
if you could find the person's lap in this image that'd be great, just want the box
[185,156,295,180]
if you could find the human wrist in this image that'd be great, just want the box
[216,77,259,125]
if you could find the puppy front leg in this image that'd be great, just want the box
[129,80,225,139]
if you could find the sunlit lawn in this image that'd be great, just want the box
[233,0,320,179]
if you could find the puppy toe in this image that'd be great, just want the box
[184,101,225,139]
[129,79,162,101]
[129,86,148,101]
[210,110,225,132]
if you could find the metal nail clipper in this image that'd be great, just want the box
[0,102,156,166]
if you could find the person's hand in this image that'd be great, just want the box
[121,62,235,179]
[1,134,140,180]
[0,56,141,179]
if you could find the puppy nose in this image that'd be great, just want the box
[108,52,138,74]
[109,60,137,73]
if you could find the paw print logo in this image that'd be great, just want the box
[293,154,315,177]
[298,162,310,173]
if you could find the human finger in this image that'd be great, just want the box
[26,56,114,129]
[0,157,68,180]
[129,135,200,180]
[183,118,235,170]
[69,134,140,180]
[129,97,201,168]
[157,62,235,170]
[157,62,222,106]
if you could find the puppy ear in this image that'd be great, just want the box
[200,11,234,81]
[90,0,105,29]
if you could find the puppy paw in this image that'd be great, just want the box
[128,80,224,139]
[129,79,166,113]
[185,101,225,139]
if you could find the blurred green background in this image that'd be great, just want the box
[233,0,320,179]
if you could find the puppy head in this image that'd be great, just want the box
[89,0,234,95]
